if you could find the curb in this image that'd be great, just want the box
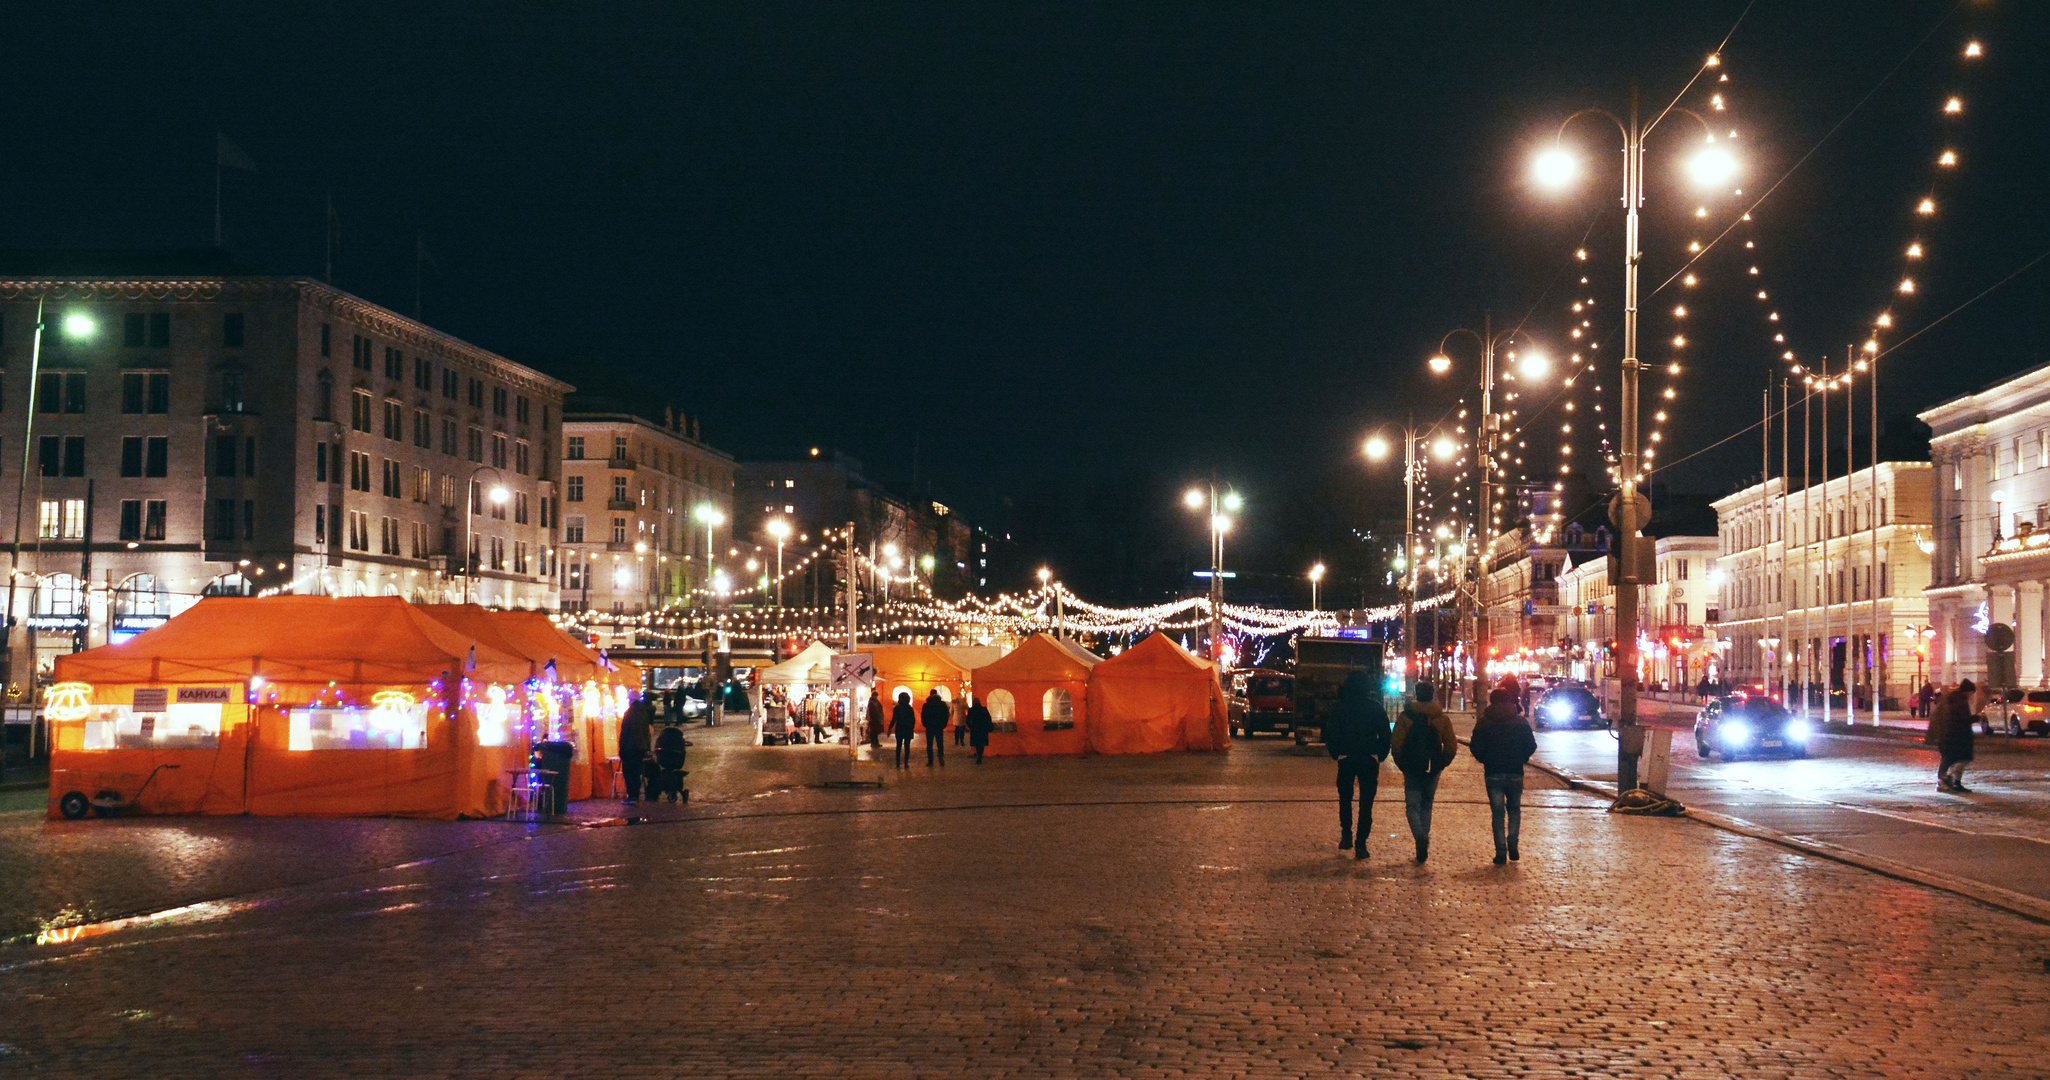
[1521,755,2050,927]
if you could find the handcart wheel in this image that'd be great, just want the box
[59,792,90,820]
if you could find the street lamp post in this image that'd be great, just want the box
[692,503,724,606]
[1430,319,1547,705]
[1367,421,1457,691]
[1309,562,1326,613]
[1182,484,1241,662]
[458,465,511,605]
[4,300,88,706]
[1533,85,1736,792]
[766,517,791,607]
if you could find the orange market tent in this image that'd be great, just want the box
[417,605,640,803]
[868,645,970,713]
[1085,632,1230,754]
[49,596,537,820]
[968,634,1098,756]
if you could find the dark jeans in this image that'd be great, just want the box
[1336,756,1379,844]
[926,729,946,765]
[973,744,986,763]
[620,756,645,802]
[894,734,913,768]
[1938,751,1970,786]
[1484,773,1524,852]
[1403,771,1442,844]
[954,725,966,746]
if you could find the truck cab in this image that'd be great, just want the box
[1229,669,1296,738]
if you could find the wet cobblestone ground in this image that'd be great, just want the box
[3,729,2049,1077]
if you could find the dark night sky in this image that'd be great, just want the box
[4,2,2045,604]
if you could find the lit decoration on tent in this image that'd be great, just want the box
[46,682,94,722]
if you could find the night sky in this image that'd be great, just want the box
[5,1,2046,605]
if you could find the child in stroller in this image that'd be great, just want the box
[651,724,690,803]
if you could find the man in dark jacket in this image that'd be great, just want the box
[891,692,918,769]
[1470,687,1539,864]
[617,698,655,805]
[921,689,950,766]
[1322,670,1391,860]
[1391,682,1457,863]
[1926,678,1977,792]
[865,691,885,752]
[966,696,994,764]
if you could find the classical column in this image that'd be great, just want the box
[2025,580,2048,687]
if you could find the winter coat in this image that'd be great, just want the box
[1391,700,1458,777]
[891,700,919,738]
[920,694,950,733]
[618,701,655,759]
[966,703,994,748]
[1469,703,1538,775]
[653,725,687,770]
[1926,688,1976,758]
[1322,670,1392,761]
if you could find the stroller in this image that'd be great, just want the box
[651,725,690,804]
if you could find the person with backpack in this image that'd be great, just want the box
[1323,670,1392,859]
[1469,687,1538,864]
[890,692,918,769]
[1391,681,1457,863]
[921,689,950,766]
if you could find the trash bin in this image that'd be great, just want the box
[531,740,574,815]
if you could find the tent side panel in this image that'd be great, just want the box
[979,678,1089,757]
[246,707,466,819]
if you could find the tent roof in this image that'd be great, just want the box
[972,633,1098,684]
[865,645,969,684]
[934,645,1005,672]
[55,596,529,687]
[760,641,838,685]
[1092,632,1218,679]
[415,606,637,687]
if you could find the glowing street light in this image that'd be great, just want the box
[1685,143,1738,187]
[61,312,96,339]
[1431,437,1458,461]
[1363,436,1391,461]
[1532,147,1578,188]
[693,503,725,603]
[766,517,791,606]
[1183,483,1242,661]
[1308,562,1326,612]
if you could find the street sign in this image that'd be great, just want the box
[1986,622,2016,652]
[1190,571,1238,579]
[829,653,875,691]
[1608,491,1652,533]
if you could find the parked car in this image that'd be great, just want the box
[1532,683,1602,730]
[1694,694,1813,760]
[1229,669,1296,738]
[2009,689,2050,736]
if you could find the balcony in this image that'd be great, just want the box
[606,456,637,471]
[607,499,637,512]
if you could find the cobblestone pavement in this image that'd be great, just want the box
[4,734,2050,1077]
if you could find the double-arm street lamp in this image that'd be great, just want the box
[1532,84,1738,791]
[1366,423,1458,689]
[1183,484,1242,661]
[692,503,724,606]
[1308,562,1326,612]
[766,517,791,607]
[459,464,512,605]
[1429,321,1548,702]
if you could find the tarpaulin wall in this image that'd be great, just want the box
[970,634,1095,757]
[1085,633,1230,754]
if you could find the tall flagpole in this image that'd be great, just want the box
[1780,377,1790,707]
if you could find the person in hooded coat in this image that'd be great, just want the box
[891,691,918,769]
[966,695,994,763]
[921,688,950,766]
[1322,670,1392,860]
[866,690,885,751]
[1926,678,1978,792]
[1470,687,1539,864]
[617,697,655,805]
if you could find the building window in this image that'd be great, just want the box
[566,436,584,460]
[414,409,432,448]
[413,356,432,391]
[514,541,529,574]
[38,372,86,413]
[121,438,143,477]
[212,499,238,542]
[514,491,530,525]
[348,510,370,551]
[349,450,371,493]
[564,515,585,543]
[611,517,626,544]
[145,437,167,477]
[382,459,402,498]
[222,313,244,349]
[314,503,327,545]
[515,395,529,423]
[413,466,430,503]
[213,435,238,477]
[353,334,373,371]
[490,491,507,521]
[566,475,583,502]
[383,400,403,440]
[383,347,402,381]
[120,372,169,414]
[351,390,373,432]
[320,323,332,358]
[491,433,507,468]
[467,378,483,408]
[441,418,457,456]
[492,387,508,417]
[612,435,628,460]
[316,369,334,420]
[515,440,530,475]
[119,500,143,541]
[412,521,429,558]
[490,536,505,570]
[144,501,166,541]
[612,476,627,504]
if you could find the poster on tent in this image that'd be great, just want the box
[830,653,875,691]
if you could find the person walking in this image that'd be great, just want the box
[865,690,885,753]
[1322,670,1391,860]
[1470,687,1538,864]
[1391,681,1457,863]
[891,691,918,769]
[966,695,994,764]
[953,698,968,747]
[1915,680,1936,720]
[618,696,654,806]
[1926,679,1978,792]
[921,689,950,766]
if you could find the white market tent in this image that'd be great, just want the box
[759,641,839,688]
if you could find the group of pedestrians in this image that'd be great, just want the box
[1324,674,1537,864]
[873,688,994,768]
[616,696,689,805]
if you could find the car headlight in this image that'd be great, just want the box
[1784,719,1813,742]
[1721,720,1752,747]
[1546,702,1571,720]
